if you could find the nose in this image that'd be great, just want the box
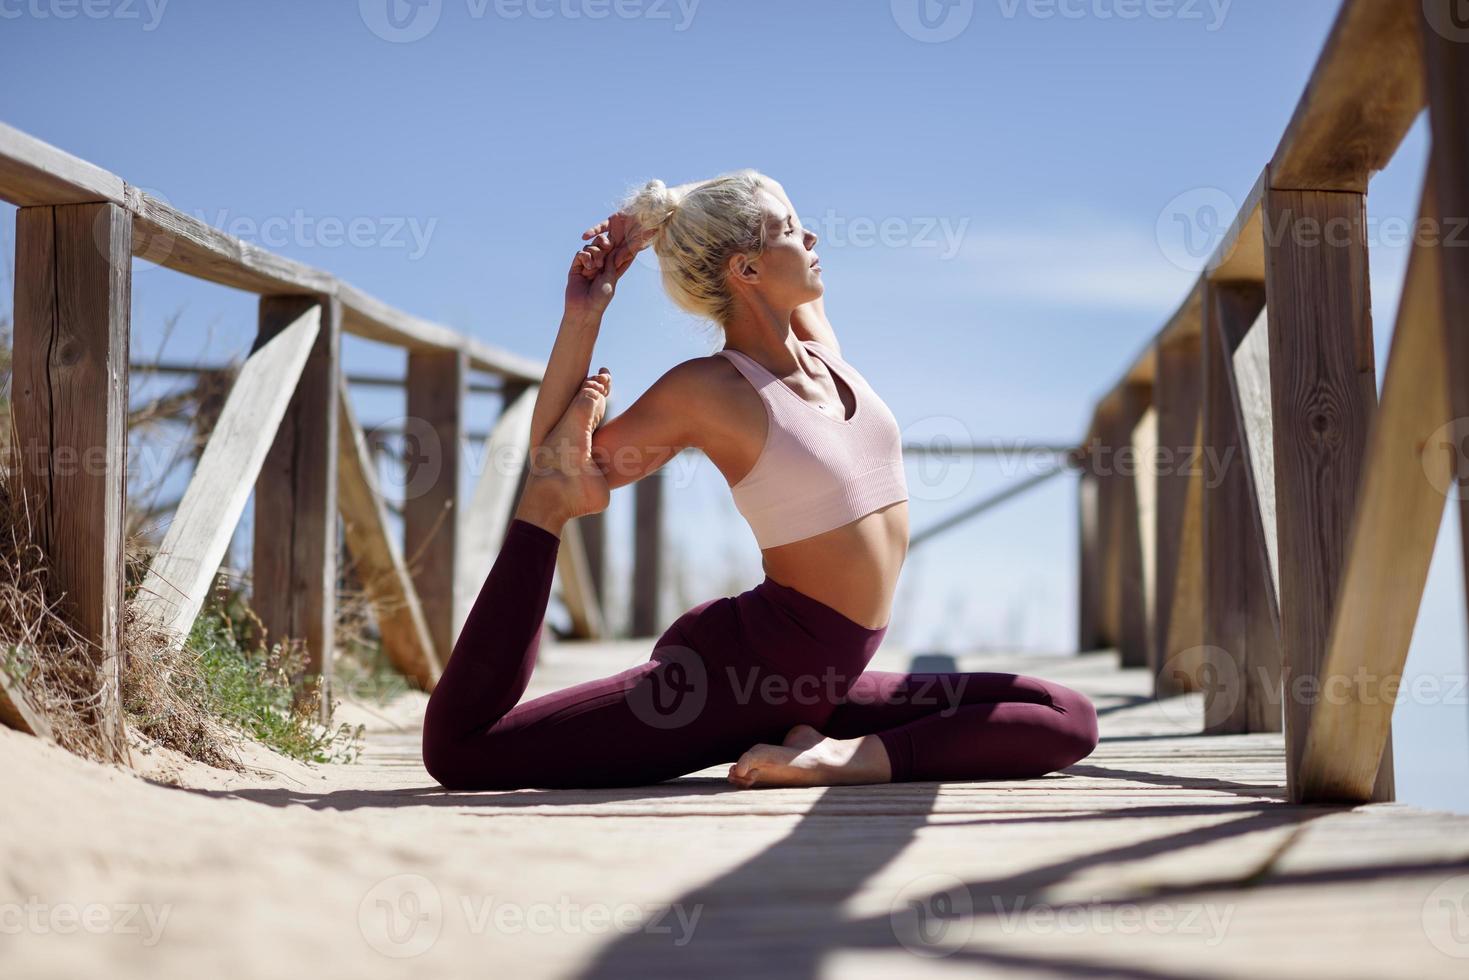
[805,228,819,248]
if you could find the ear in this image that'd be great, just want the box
[728,252,759,286]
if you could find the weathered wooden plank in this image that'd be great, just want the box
[1162,422,1206,692]
[455,382,538,640]
[253,296,340,718]
[338,284,543,382]
[556,518,606,640]
[336,381,442,691]
[12,203,131,763]
[1083,286,1198,451]
[1299,176,1449,803]
[135,307,321,639]
[1092,396,1124,649]
[1077,470,1103,652]
[1133,406,1159,680]
[1269,0,1425,192]
[405,350,468,663]
[1423,2,1469,696]
[1153,334,1202,695]
[1116,382,1153,668]
[0,121,125,206]
[580,510,607,617]
[1208,172,1266,284]
[1232,310,1281,602]
[1261,184,1389,802]
[1155,279,1205,349]
[0,666,54,742]
[1203,283,1282,736]
[0,123,542,382]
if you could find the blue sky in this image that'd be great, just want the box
[2,0,1465,811]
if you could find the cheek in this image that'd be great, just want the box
[773,243,810,278]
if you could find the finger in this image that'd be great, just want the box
[613,245,637,276]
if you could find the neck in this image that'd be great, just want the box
[722,297,802,370]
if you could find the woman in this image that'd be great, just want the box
[422,171,1099,790]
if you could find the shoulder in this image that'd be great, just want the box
[645,354,764,448]
[651,353,740,395]
[637,354,748,423]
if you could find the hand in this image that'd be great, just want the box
[581,210,657,261]
[564,229,637,320]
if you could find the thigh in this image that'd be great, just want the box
[454,605,806,789]
[823,670,1071,738]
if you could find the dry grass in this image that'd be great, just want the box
[0,301,368,770]
[0,473,118,761]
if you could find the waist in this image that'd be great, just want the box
[759,502,908,628]
[737,574,890,678]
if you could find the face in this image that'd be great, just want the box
[729,184,823,309]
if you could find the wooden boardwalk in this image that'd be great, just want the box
[178,645,1469,975]
[5,640,1469,977]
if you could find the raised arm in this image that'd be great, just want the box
[526,231,636,451]
[589,360,707,492]
[791,294,841,354]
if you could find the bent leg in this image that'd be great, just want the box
[421,517,561,783]
[824,671,1099,781]
[424,539,815,790]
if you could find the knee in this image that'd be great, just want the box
[420,704,490,790]
[421,726,470,790]
[1050,685,1100,768]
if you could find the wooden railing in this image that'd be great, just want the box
[1076,0,1467,804]
[0,120,658,749]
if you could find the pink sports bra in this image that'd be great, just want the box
[715,339,909,549]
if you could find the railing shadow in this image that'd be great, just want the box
[577,781,943,979]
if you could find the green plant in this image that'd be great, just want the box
[123,575,364,767]
[181,600,364,765]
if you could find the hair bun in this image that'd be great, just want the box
[622,179,684,239]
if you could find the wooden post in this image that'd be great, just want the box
[12,202,131,761]
[253,295,340,720]
[1133,405,1160,674]
[1154,334,1203,695]
[1297,172,1449,802]
[455,380,536,642]
[1077,469,1103,652]
[1423,1,1469,709]
[631,470,663,637]
[1261,182,1390,802]
[405,350,467,661]
[1094,399,1124,650]
[1202,282,1282,735]
[581,509,607,618]
[1116,381,1153,668]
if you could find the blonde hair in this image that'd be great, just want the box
[621,169,773,325]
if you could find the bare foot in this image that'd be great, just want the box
[514,370,613,534]
[727,724,893,789]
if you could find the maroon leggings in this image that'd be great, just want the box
[422,519,1099,790]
